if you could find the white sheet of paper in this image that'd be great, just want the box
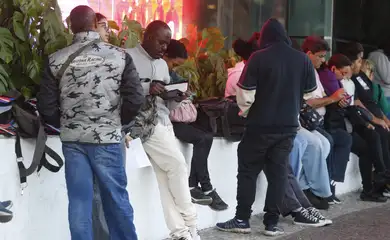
[126,138,151,169]
[164,82,188,92]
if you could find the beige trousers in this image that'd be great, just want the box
[143,123,197,239]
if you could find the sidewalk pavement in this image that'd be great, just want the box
[200,190,388,239]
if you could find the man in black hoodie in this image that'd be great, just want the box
[216,18,317,236]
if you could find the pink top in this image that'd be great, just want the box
[225,61,245,97]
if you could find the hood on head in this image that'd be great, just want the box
[258,18,291,49]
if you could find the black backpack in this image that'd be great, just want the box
[299,101,324,131]
[195,96,245,142]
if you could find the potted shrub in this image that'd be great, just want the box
[0,0,72,98]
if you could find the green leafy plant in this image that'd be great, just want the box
[109,17,143,48]
[0,0,72,97]
[176,24,229,99]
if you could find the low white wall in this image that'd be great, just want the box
[0,137,362,240]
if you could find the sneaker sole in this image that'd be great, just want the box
[320,219,333,225]
[216,226,251,234]
[191,198,213,206]
[263,230,284,236]
[0,214,13,223]
[294,221,327,227]
[209,205,229,212]
[383,193,390,198]
[360,196,388,203]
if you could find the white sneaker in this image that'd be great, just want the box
[190,227,201,240]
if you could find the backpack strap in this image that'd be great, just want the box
[15,124,64,194]
[55,39,100,81]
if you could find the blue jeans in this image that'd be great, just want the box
[62,143,137,240]
[298,128,332,198]
[289,131,308,177]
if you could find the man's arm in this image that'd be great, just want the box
[121,53,145,125]
[36,58,60,128]
[305,88,346,108]
[303,58,317,94]
[354,99,389,130]
[236,54,258,117]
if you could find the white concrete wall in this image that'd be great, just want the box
[0,137,362,240]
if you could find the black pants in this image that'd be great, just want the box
[373,126,390,169]
[172,122,214,192]
[235,130,295,226]
[317,127,352,182]
[278,164,312,217]
[353,126,388,191]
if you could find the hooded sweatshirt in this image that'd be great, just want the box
[236,18,317,133]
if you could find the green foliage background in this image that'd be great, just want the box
[0,1,241,100]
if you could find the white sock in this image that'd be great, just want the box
[189,187,195,190]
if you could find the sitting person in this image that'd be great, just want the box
[302,36,353,205]
[368,36,390,111]
[280,131,332,227]
[361,59,390,117]
[225,38,258,98]
[342,42,390,198]
[163,39,228,211]
[319,53,388,202]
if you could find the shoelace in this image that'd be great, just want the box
[301,209,319,222]
[307,207,325,220]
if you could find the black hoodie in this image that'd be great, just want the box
[237,18,317,133]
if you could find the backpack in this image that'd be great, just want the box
[0,96,16,136]
[195,96,245,142]
[299,101,324,131]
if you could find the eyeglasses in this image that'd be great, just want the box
[98,22,110,33]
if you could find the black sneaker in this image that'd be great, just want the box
[360,190,387,202]
[190,187,213,205]
[383,188,390,198]
[0,203,13,223]
[216,218,251,234]
[330,185,341,204]
[306,207,332,225]
[206,189,228,211]
[303,189,329,210]
[263,225,284,237]
[0,201,12,210]
[293,208,326,227]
